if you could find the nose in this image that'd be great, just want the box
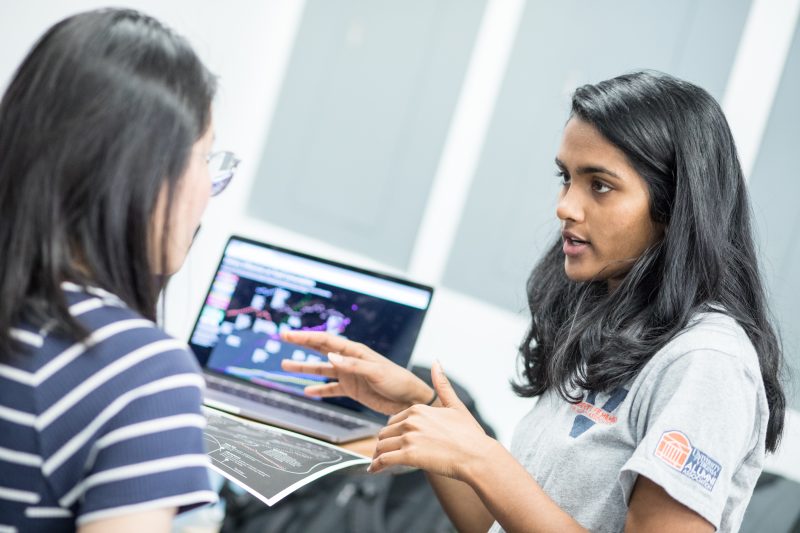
[556,184,585,223]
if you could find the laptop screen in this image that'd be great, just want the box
[188,236,433,416]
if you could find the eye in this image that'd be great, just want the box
[556,170,571,186]
[592,179,612,194]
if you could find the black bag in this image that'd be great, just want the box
[219,365,495,533]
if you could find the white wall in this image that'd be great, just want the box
[720,0,800,482]
[1,1,797,483]
[0,0,534,447]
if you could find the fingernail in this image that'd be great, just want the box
[366,463,373,473]
[328,352,342,363]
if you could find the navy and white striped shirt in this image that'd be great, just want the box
[0,283,216,532]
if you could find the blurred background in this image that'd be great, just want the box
[1,0,798,485]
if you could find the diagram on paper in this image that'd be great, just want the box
[203,408,369,505]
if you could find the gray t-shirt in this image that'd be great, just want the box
[488,312,768,532]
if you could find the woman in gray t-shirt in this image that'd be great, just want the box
[282,71,785,533]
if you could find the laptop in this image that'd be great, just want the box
[188,235,434,443]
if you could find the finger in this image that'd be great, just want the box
[372,435,404,459]
[431,361,466,410]
[326,352,381,377]
[369,450,412,474]
[279,331,356,355]
[280,359,337,378]
[279,331,339,353]
[280,331,376,361]
[386,406,415,426]
[304,382,344,397]
[377,418,413,440]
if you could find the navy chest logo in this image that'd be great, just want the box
[569,387,628,438]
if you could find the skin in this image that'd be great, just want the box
[76,125,215,533]
[78,508,174,533]
[281,119,713,532]
[556,117,663,291]
[149,124,215,275]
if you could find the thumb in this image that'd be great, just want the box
[431,361,465,410]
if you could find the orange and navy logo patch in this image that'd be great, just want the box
[655,430,692,469]
[655,430,721,491]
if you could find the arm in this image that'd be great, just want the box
[625,476,714,532]
[283,333,714,532]
[459,454,714,533]
[425,472,495,533]
[370,363,585,533]
[465,442,584,532]
[281,331,496,528]
[371,364,715,533]
[78,508,175,533]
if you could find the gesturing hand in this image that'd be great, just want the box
[279,331,434,416]
[368,361,499,482]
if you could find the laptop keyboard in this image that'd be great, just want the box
[205,374,367,430]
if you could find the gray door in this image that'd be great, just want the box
[443,0,752,312]
[248,0,486,269]
[749,20,800,410]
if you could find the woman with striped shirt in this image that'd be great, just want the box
[0,9,232,532]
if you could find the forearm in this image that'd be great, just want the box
[464,440,586,533]
[426,471,495,533]
[77,508,175,533]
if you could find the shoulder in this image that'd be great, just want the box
[643,311,762,386]
[64,290,205,420]
[627,311,768,434]
[0,284,214,525]
[680,311,756,355]
[7,283,204,418]
[61,283,202,378]
[620,314,769,530]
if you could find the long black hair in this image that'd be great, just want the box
[515,71,786,452]
[0,9,216,356]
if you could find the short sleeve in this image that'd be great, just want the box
[618,349,761,529]
[41,330,218,526]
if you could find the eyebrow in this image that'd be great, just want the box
[554,158,623,180]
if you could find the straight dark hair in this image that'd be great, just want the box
[0,9,216,357]
[515,71,785,452]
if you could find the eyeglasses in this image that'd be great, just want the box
[207,150,240,196]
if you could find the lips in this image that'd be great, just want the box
[562,230,589,244]
[562,230,590,257]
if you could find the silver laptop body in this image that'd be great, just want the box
[188,236,433,443]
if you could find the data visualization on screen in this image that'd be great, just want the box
[188,238,432,414]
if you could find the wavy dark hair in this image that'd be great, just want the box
[0,9,216,357]
[514,71,785,452]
